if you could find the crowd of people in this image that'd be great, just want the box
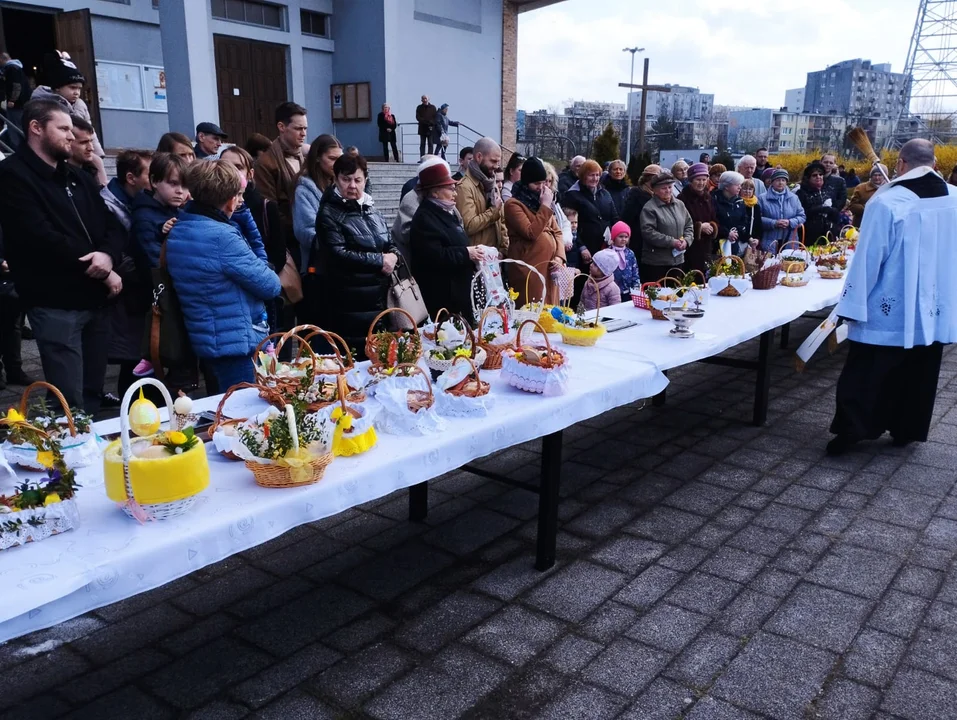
[0,54,951,426]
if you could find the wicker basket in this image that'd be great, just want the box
[391,363,435,412]
[476,306,513,370]
[709,255,750,298]
[751,262,782,290]
[781,261,809,287]
[4,381,94,469]
[645,277,683,320]
[557,275,607,347]
[778,240,811,274]
[424,312,486,372]
[500,319,569,395]
[245,452,333,489]
[365,308,423,375]
[470,258,547,326]
[209,382,261,461]
[445,356,490,398]
[253,330,318,408]
[514,260,549,323]
[422,307,453,344]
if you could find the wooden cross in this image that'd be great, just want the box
[619,58,672,154]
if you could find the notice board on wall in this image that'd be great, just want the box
[96,61,167,113]
[330,82,371,122]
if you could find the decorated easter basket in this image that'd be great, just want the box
[816,252,848,280]
[644,276,685,320]
[435,356,495,418]
[707,255,752,297]
[423,312,487,373]
[500,319,569,396]
[470,258,547,326]
[555,275,607,347]
[2,382,99,469]
[373,363,446,435]
[476,306,515,370]
[781,261,809,288]
[329,376,377,457]
[365,308,423,376]
[0,417,81,550]
[103,378,209,522]
[240,404,334,489]
[777,239,811,274]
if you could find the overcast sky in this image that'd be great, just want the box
[517,0,917,112]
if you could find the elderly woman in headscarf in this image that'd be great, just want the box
[758,168,805,252]
[671,160,690,197]
[847,164,888,227]
[601,159,630,216]
[410,158,487,319]
[504,157,567,306]
[678,162,718,274]
[639,172,693,283]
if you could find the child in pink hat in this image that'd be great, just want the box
[607,220,640,301]
[582,249,623,311]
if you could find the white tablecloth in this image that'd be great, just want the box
[0,273,846,642]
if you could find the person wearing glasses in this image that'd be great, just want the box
[796,162,841,242]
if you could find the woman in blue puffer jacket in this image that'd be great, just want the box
[166,160,281,390]
[758,169,806,252]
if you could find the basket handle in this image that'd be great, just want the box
[658,276,683,289]
[367,307,417,344]
[779,239,809,258]
[254,331,288,358]
[784,261,805,275]
[566,272,602,316]
[714,254,746,276]
[210,382,260,435]
[514,319,554,360]
[451,354,482,385]
[299,327,354,370]
[392,362,434,404]
[500,258,547,306]
[478,305,507,338]
[18,381,76,437]
[432,307,450,330]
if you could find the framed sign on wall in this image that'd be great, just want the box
[95,60,167,113]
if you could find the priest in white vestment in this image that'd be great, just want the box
[829,139,957,455]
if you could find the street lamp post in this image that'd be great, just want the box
[623,46,644,164]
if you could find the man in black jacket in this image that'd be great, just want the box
[0,100,124,412]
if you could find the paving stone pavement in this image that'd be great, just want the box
[3,315,957,720]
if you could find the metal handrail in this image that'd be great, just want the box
[395,121,515,163]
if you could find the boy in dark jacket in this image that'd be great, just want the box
[130,152,189,378]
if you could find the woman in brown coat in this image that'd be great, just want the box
[504,157,567,307]
[848,164,887,227]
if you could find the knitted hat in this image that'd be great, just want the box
[761,167,775,180]
[520,156,547,184]
[609,221,631,244]
[592,249,620,278]
[688,162,709,180]
[578,159,602,180]
[770,168,790,183]
[651,172,676,188]
[417,157,457,190]
[870,163,888,178]
[44,51,85,89]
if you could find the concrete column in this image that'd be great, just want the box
[158,0,219,135]
[501,1,518,155]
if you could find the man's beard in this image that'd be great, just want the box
[44,137,71,162]
[479,161,495,178]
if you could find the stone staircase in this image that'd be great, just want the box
[367,161,417,226]
[102,156,414,226]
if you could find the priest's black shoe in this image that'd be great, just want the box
[826,435,857,456]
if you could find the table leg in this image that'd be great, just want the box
[536,430,563,571]
[409,481,428,521]
[652,370,669,407]
[780,323,791,349]
[753,330,773,427]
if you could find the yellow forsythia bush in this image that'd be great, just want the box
[768,146,957,180]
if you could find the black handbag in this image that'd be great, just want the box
[140,241,194,379]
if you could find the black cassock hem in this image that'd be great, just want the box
[830,340,944,443]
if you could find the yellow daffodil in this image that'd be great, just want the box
[35,450,54,469]
[4,408,24,424]
[167,431,188,445]
[453,347,471,358]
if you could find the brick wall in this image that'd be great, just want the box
[501,0,518,157]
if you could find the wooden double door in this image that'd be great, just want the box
[214,35,288,145]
